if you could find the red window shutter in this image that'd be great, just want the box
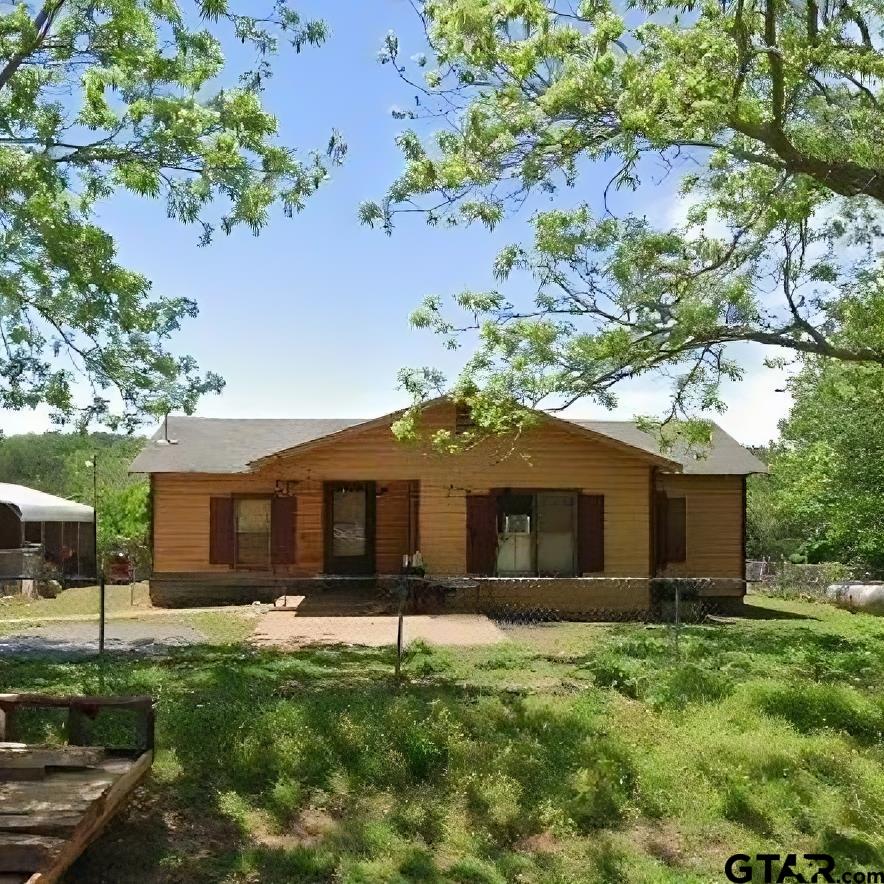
[209,497,234,565]
[271,496,297,565]
[655,491,669,570]
[578,494,605,573]
[666,497,687,563]
[466,494,498,576]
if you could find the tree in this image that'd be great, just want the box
[365,0,884,443]
[0,1,343,429]
[0,430,150,565]
[745,444,804,561]
[756,356,884,568]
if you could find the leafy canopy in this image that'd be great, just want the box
[752,354,884,569]
[0,0,343,429]
[0,429,149,559]
[366,0,884,442]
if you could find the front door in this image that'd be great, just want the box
[324,482,376,574]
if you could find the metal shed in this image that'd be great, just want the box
[0,483,95,581]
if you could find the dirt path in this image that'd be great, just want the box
[0,619,210,658]
[0,603,269,626]
[252,612,507,648]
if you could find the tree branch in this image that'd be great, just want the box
[0,1,66,93]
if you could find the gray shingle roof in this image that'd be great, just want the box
[131,412,766,476]
[571,421,767,475]
[129,417,366,474]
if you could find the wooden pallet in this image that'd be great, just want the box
[0,695,154,883]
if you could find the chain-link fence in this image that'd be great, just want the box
[482,597,723,627]
[749,561,883,600]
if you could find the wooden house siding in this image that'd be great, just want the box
[657,474,744,579]
[152,401,656,577]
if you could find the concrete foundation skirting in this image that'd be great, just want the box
[458,577,651,613]
[149,573,746,613]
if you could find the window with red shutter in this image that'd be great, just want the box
[209,497,234,565]
[271,496,297,565]
[466,494,498,575]
[578,494,605,574]
[666,497,687,563]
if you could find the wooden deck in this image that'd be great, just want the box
[0,694,154,883]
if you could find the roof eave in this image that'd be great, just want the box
[542,412,683,470]
[245,405,416,470]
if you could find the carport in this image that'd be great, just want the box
[0,483,96,581]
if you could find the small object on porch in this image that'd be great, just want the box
[0,693,154,883]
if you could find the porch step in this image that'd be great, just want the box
[271,594,394,616]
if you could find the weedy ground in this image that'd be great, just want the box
[2,594,883,883]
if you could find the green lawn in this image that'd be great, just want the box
[0,582,153,619]
[2,595,884,883]
[0,582,261,643]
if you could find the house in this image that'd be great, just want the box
[0,483,96,587]
[130,400,766,612]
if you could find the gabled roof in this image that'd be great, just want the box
[130,409,766,476]
[570,421,767,475]
[0,483,94,523]
[129,417,366,474]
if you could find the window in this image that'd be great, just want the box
[666,497,687,563]
[496,493,534,575]
[495,492,578,577]
[331,485,367,558]
[235,498,271,568]
[537,492,576,575]
[24,522,42,544]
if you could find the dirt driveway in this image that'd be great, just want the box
[0,619,208,658]
[252,612,507,648]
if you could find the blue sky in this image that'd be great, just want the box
[2,0,790,444]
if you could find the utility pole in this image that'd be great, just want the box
[86,453,104,655]
[92,452,98,580]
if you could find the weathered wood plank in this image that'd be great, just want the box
[0,814,80,836]
[0,770,44,783]
[0,835,66,873]
[24,750,153,884]
[0,746,105,770]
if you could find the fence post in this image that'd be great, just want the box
[673,581,681,660]
[98,571,106,655]
[395,574,408,678]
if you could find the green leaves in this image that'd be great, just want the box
[0,1,343,428]
[759,357,884,569]
[374,0,884,435]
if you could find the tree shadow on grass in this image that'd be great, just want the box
[23,643,634,882]
[734,601,819,620]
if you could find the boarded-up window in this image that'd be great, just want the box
[271,496,297,565]
[466,494,497,575]
[578,494,605,573]
[666,497,687,563]
[209,497,234,565]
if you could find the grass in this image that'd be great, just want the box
[0,582,261,644]
[3,594,884,882]
[0,582,153,619]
